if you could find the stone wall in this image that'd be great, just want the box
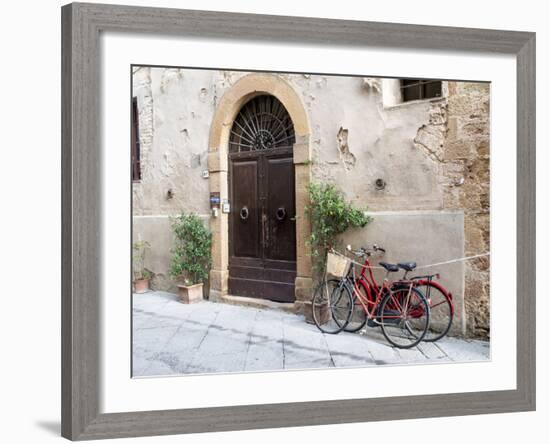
[444,83,491,337]
[405,81,490,337]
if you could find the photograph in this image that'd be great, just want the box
[0,0,541,442]
[131,67,491,377]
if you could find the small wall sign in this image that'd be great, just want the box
[222,200,230,213]
[209,192,221,208]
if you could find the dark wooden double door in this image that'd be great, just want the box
[229,147,297,302]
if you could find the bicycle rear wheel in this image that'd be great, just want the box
[416,282,453,342]
[379,287,430,349]
[312,279,353,334]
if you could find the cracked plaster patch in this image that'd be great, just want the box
[337,127,356,170]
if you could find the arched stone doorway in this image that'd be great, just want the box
[207,74,313,314]
[228,94,297,302]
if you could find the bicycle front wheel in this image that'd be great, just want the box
[312,279,353,334]
[344,280,368,333]
[379,287,430,349]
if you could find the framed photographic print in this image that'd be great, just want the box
[61,2,535,440]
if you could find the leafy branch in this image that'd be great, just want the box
[305,182,371,275]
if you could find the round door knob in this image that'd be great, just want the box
[276,207,286,221]
[239,206,249,220]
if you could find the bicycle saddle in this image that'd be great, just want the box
[379,262,399,272]
[397,262,417,272]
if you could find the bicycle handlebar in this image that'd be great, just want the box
[345,244,386,257]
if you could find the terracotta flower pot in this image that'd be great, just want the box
[134,278,150,294]
[177,283,204,304]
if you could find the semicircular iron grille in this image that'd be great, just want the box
[229,95,296,153]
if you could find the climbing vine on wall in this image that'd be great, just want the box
[305,182,371,275]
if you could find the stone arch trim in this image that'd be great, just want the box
[207,73,313,312]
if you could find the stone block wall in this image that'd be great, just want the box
[409,81,490,336]
[444,82,491,337]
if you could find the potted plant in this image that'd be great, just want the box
[132,240,152,293]
[169,212,212,304]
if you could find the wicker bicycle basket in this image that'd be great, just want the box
[326,251,351,278]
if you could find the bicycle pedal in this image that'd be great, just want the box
[367,319,380,327]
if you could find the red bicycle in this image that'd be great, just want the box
[312,246,431,348]
[345,245,454,342]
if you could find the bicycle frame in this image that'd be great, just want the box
[345,255,415,322]
[347,250,454,319]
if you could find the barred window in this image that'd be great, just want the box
[229,95,295,154]
[400,79,442,102]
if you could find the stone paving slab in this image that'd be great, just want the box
[132,291,490,377]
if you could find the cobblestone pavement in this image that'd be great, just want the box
[133,291,490,377]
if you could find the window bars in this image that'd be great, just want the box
[229,95,296,153]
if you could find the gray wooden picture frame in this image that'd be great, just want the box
[61,2,536,440]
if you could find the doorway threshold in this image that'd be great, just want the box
[214,293,297,314]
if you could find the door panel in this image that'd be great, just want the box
[230,160,259,259]
[265,156,296,262]
[228,149,297,303]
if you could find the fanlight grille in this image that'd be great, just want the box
[229,95,296,153]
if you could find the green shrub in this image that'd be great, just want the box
[305,182,371,273]
[169,213,212,285]
[132,240,151,280]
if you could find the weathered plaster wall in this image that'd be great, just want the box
[302,76,444,210]
[132,67,490,337]
[132,67,215,217]
[133,69,448,215]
